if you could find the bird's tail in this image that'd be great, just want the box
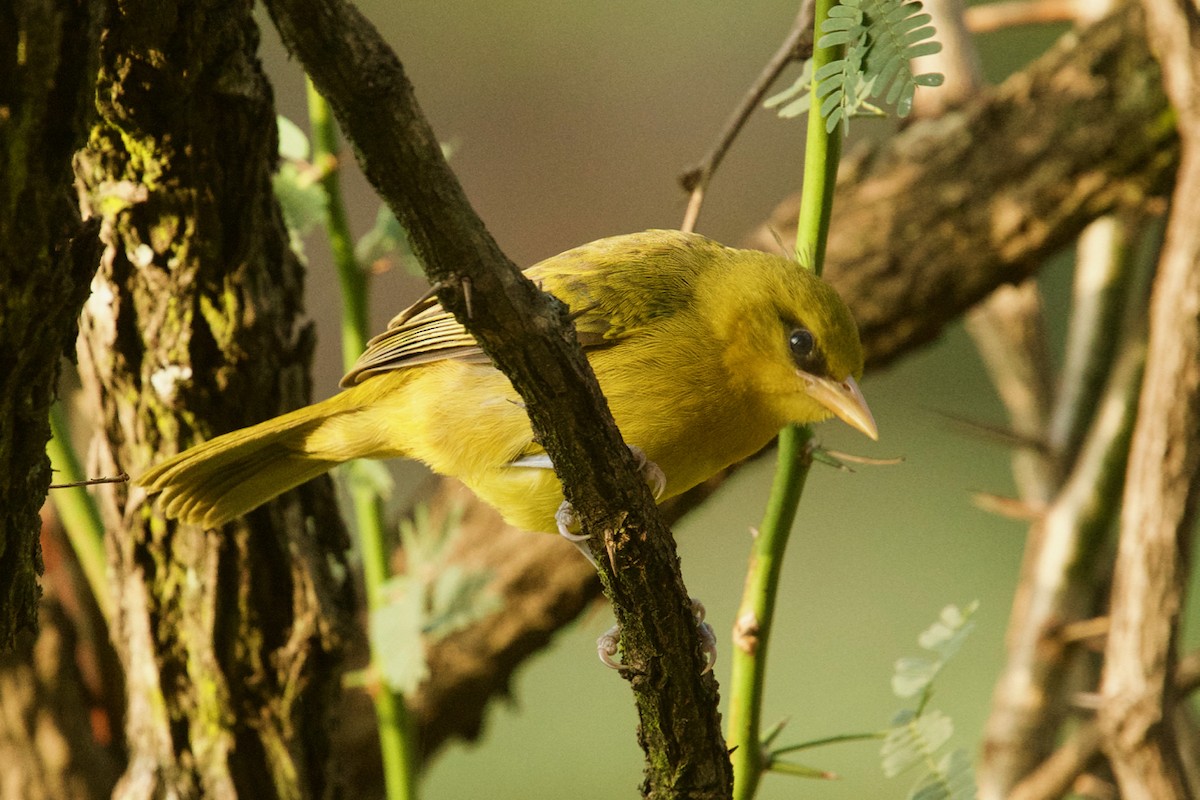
[137,398,348,528]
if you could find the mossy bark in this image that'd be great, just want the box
[73,1,351,797]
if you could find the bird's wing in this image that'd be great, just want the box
[339,295,487,387]
[340,230,713,387]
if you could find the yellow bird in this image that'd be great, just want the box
[139,230,877,535]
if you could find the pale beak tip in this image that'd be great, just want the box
[803,373,879,441]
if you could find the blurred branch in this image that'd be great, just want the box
[1097,1,1200,795]
[982,341,1145,798]
[964,282,1058,503]
[1010,650,1200,800]
[262,0,733,795]
[679,0,815,233]
[962,0,1092,32]
[1047,215,1143,469]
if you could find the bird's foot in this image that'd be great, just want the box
[596,597,717,672]
[555,445,666,548]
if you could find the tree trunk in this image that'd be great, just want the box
[0,0,102,648]
[73,1,352,797]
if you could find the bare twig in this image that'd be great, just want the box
[1048,215,1142,473]
[49,473,129,489]
[679,0,815,233]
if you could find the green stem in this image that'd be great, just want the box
[307,79,418,800]
[307,80,370,369]
[728,426,814,800]
[794,5,843,277]
[47,403,112,622]
[727,2,844,797]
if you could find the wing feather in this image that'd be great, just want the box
[340,230,724,387]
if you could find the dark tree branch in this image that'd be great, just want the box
[261,0,732,796]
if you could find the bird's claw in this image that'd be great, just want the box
[597,624,622,669]
[555,445,667,549]
[555,501,588,541]
[595,599,716,673]
[692,598,717,674]
[629,445,667,499]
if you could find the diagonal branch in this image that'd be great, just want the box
[261,0,732,796]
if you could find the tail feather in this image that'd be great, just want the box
[138,402,345,528]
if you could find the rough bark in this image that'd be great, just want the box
[1097,1,1200,796]
[73,2,351,798]
[0,0,102,648]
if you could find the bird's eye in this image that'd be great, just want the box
[788,328,815,364]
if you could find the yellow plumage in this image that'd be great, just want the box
[139,230,876,532]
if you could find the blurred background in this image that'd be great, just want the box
[248,3,1187,797]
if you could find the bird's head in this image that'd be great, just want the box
[705,249,877,440]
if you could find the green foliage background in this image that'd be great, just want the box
[251,2,1198,797]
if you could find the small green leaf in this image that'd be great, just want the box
[914,72,945,87]
[272,162,327,246]
[764,74,808,109]
[907,41,943,58]
[918,602,978,660]
[881,709,953,778]
[342,458,395,502]
[776,95,813,119]
[355,205,417,273]
[277,115,311,161]
[821,15,860,31]
[826,3,863,18]
[818,30,855,47]
[892,655,938,698]
[370,577,428,694]
[814,59,847,84]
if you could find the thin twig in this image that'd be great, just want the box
[679,0,815,233]
[49,473,129,489]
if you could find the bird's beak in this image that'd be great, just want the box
[801,374,878,440]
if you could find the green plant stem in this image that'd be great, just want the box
[727,2,844,798]
[307,79,418,800]
[728,425,814,800]
[47,403,112,622]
